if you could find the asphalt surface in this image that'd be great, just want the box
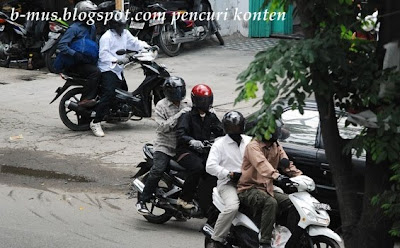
[0,37,261,248]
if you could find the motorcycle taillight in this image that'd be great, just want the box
[49,22,63,32]
[0,19,6,24]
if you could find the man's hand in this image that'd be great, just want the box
[189,140,204,151]
[229,172,241,183]
[274,174,292,188]
[116,57,130,65]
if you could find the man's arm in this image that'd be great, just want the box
[246,143,280,179]
[126,31,149,51]
[206,144,230,179]
[155,103,189,133]
[176,113,195,145]
[278,145,302,177]
[57,26,78,57]
[98,32,117,64]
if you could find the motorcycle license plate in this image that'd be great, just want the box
[0,25,4,32]
[149,19,164,27]
[48,32,60,39]
[129,22,145,29]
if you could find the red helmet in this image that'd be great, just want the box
[191,84,213,112]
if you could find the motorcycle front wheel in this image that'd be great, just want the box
[157,23,182,57]
[0,32,11,67]
[136,174,173,224]
[59,87,91,131]
[308,236,340,248]
[44,44,58,73]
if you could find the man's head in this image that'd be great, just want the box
[263,119,284,143]
[163,77,186,103]
[75,0,97,24]
[109,10,128,36]
[191,84,213,114]
[222,110,245,145]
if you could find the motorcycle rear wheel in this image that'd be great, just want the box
[59,87,91,131]
[0,32,11,67]
[45,44,58,73]
[157,23,182,57]
[137,174,173,224]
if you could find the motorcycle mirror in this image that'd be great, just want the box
[116,49,127,55]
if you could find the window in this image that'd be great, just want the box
[281,109,319,147]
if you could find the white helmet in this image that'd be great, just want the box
[75,0,98,14]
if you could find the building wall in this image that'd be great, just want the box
[209,0,248,37]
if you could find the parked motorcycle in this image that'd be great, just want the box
[41,19,69,73]
[50,47,166,131]
[202,173,342,248]
[129,1,224,57]
[0,10,47,68]
[131,141,216,224]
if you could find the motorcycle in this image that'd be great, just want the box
[50,47,167,131]
[41,19,69,73]
[0,10,47,68]
[130,141,216,224]
[129,0,224,57]
[202,174,342,248]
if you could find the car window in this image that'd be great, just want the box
[281,109,319,147]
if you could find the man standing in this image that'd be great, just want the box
[237,120,302,248]
[206,111,252,248]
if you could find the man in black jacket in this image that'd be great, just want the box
[175,84,223,210]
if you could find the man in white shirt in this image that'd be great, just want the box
[206,111,252,248]
[90,10,150,137]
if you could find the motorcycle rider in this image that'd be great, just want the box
[237,120,302,248]
[90,10,151,137]
[136,77,191,214]
[56,0,100,108]
[205,111,252,248]
[175,84,223,209]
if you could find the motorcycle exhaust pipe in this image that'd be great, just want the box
[132,178,145,193]
[202,224,214,238]
[65,100,91,116]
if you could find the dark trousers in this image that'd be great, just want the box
[238,189,293,244]
[140,151,171,203]
[94,71,128,123]
[66,64,100,100]
[178,152,205,202]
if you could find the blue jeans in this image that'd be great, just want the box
[140,151,171,202]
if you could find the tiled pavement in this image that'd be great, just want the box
[223,37,280,52]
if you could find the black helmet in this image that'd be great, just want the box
[109,10,127,35]
[163,77,186,102]
[264,119,283,142]
[222,111,245,135]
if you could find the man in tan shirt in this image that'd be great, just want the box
[237,123,302,248]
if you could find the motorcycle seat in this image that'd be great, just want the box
[115,88,141,103]
[169,159,186,171]
[160,1,191,11]
[61,73,88,81]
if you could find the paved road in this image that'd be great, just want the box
[0,39,261,248]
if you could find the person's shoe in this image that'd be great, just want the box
[177,198,195,209]
[259,242,272,248]
[136,201,150,215]
[208,239,226,248]
[78,99,97,108]
[90,120,104,137]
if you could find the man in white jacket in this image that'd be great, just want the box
[90,10,151,137]
[205,111,252,248]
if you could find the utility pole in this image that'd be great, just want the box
[115,0,124,11]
